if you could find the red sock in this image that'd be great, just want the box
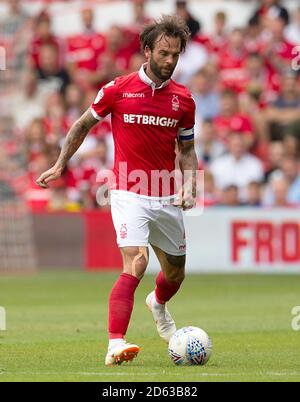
[155,271,182,304]
[108,273,140,339]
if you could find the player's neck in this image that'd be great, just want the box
[145,65,165,88]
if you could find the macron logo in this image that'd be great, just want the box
[123,93,145,98]
[124,114,179,128]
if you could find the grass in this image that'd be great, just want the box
[0,271,300,382]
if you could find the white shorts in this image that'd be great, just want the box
[110,190,186,256]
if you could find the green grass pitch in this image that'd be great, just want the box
[0,271,300,382]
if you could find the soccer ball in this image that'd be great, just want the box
[168,326,212,366]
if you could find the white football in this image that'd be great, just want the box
[168,326,212,366]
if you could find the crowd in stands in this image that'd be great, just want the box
[0,0,300,211]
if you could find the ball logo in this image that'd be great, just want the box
[172,95,180,111]
[169,349,184,364]
[120,223,128,239]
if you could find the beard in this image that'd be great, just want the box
[149,56,175,81]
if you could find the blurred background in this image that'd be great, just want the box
[0,0,299,274]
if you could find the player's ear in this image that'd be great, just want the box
[144,45,151,60]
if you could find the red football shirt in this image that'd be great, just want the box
[214,113,254,143]
[217,46,249,92]
[66,32,106,71]
[91,64,195,197]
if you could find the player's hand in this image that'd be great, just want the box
[36,166,63,189]
[173,187,196,211]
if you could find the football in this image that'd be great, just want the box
[168,326,212,366]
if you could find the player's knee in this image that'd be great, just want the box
[122,247,148,279]
[132,254,148,275]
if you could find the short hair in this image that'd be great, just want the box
[215,11,226,22]
[140,15,190,53]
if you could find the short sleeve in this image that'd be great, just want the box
[91,80,117,120]
[178,93,196,141]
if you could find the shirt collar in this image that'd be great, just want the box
[138,63,170,89]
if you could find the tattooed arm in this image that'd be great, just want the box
[174,138,198,210]
[36,107,99,188]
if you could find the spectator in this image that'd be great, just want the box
[130,0,152,33]
[173,1,207,85]
[0,0,31,71]
[64,83,84,125]
[264,156,300,205]
[98,25,140,79]
[265,141,284,180]
[9,69,49,130]
[217,28,248,93]
[193,11,228,56]
[219,185,241,207]
[209,11,228,54]
[210,133,264,201]
[285,6,300,44]
[190,68,220,125]
[195,119,225,167]
[268,174,294,207]
[30,11,62,71]
[250,0,289,28]
[43,92,68,145]
[25,153,52,212]
[283,134,300,159]
[214,89,255,149]
[261,13,295,75]
[66,6,106,90]
[24,118,48,164]
[265,72,300,141]
[246,181,263,206]
[2,1,300,212]
[241,53,279,103]
[127,53,146,74]
[203,170,219,207]
[175,0,200,38]
[0,0,28,38]
[173,30,208,86]
[245,15,264,55]
[280,157,300,204]
[37,43,71,94]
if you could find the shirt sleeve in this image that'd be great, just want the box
[178,93,196,141]
[91,80,117,120]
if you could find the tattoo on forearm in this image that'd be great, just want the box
[179,143,198,173]
[178,141,198,196]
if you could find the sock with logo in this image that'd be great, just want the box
[108,273,140,339]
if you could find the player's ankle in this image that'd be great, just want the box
[154,292,166,306]
[108,337,125,351]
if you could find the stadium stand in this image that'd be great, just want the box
[0,0,299,213]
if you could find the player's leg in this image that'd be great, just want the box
[152,245,186,303]
[146,204,186,343]
[106,246,149,365]
[106,191,151,365]
[146,245,185,343]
